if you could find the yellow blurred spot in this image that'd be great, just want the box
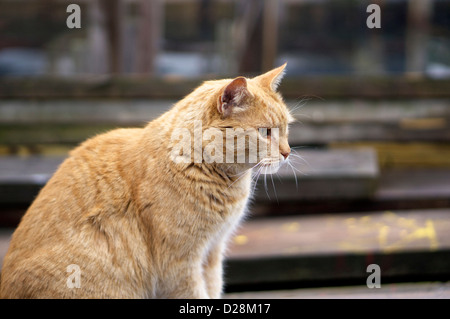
[400,118,446,130]
[234,235,248,245]
[383,211,397,221]
[282,222,300,232]
[427,220,439,250]
[382,219,439,253]
[397,217,417,229]
[378,226,389,247]
[0,146,10,155]
[360,216,371,223]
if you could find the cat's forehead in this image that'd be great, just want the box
[251,100,292,128]
[248,82,293,124]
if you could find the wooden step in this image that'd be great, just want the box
[254,148,378,201]
[224,208,450,289]
[0,149,378,205]
[243,167,450,217]
[2,99,449,125]
[1,77,449,99]
[1,99,449,147]
[225,282,450,299]
[0,156,65,204]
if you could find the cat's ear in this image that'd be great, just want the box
[254,63,287,91]
[218,77,249,117]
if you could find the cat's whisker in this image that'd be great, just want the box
[250,164,264,197]
[270,169,279,204]
[276,171,283,184]
[227,169,251,188]
[287,157,307,169]
[250,166,260,184]
[263,166,270,200]
[287,160,299,190]
[289,152,310,167]
[286,160,306,176]
[227,160,264,189]
[250,162,264,182]
[253,163,264,180]
[290,146,308,150]
[289,97,310,113]
[288,99,312,125]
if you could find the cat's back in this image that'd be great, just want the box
[13,126,144,228]
[0,127,152,298]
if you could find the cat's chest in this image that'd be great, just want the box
[203,193,249,251]
[209,183,251,233]
[209,178,251,220]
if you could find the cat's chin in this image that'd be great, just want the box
[260,163,280,175]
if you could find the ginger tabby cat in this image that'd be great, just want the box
[0,64,292,298]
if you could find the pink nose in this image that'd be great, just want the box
[281,150,290,160]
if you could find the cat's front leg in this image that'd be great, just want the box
[164,261,210,299]
[203,242,225,299]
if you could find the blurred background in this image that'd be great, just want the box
[0,0,449,77]
[1,0,450,298]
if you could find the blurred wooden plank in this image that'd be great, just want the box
[332,143,450,168]
[1,129,449,169]
[3,163,450,220]
[254,149,378,201]
[0,124,119,146]
[0,228,13,270]
[225,208,450,287]
[377,168,450,200]
[229,209,449,258]
[0,121,450,146]
[0,77,200,100]
[0,156,64,185]
[284,76,450,99]
[288,121,450,144]
[0,149,377,204]
[2,99,449,124]
[288,99,450,123]
[225,282,450,299]
[1,77,450,99]
[1,99,449,147]
[238,167,450,217]
[0,156,64,205]
[0,99,172,124]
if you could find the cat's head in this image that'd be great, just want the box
[169,64,293,176]
[209,63,294,174]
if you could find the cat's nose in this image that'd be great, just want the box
[281,149,290,160]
